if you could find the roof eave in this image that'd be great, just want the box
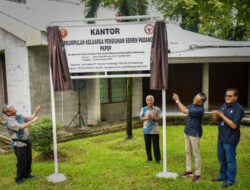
[0,12,47,46]
[169,56,250,64]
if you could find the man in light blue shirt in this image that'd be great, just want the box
[140,95,161,164]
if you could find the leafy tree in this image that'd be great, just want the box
[84,0,148,18]
[153,0,250,40]
[29,117,61,159]
[83,0,149,139]
[85,0,102,18]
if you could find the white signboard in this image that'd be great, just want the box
[59,22,154,73]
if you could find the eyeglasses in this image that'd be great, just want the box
[193,96,203,104]
[225,95,234,98]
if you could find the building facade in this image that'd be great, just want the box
[0,0,249,126]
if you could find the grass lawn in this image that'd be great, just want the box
[0,126,249,190]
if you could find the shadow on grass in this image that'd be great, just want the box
[34,150,67,162]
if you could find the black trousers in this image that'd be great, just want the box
[14,143,32,181]
[144,134,161,161]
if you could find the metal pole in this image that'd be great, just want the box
[162,89,167,173]
[49,65,58,174]
[70,73,151,79]
[78,90,81,126]
[156,89,178,178]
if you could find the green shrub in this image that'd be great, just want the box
[29,117,61,159]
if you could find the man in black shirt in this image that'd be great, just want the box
[172,92,207,182]
[212,88,244,188]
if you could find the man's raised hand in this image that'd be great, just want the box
[35,105,40,114]
[33,117,39,122]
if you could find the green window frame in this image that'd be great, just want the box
[100,78,127,104]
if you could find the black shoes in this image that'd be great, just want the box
[222,182,233,188]
[15,179,24,185]
[146,159,161,164]
[212,177,233,188]
[15,175,35,184]
[212,177,225,182]
[24,175,35,179]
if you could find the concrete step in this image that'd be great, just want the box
[0,137,12,154]
[0,147,12,154]
[0,134,11,144]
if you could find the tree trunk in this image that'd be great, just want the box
[126,77,133,139]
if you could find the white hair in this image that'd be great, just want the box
[146,95,154,101]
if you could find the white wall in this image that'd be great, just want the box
[202,63,209,110]
[0,29,31,116]
[86,79,101,125]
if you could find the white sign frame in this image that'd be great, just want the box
[52,15,161,79]
[60,23,154,74]
[48,16,177,182]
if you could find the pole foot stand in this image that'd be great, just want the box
[156,171,178,179]
[47,173,66,183]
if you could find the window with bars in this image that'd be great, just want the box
[100,78,127,104]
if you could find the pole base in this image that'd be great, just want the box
[156,171,178,179]
[47,173,66,183]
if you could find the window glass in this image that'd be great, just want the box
[100,78,126,103]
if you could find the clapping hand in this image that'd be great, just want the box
[146,113,153,120]
[213,110,222,118]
